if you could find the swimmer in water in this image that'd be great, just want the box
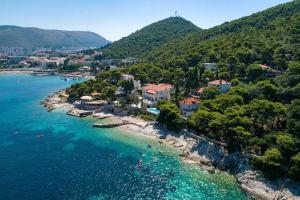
[137,160,143,168]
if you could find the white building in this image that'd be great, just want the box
[179,97,200,117]
[203,63,217,71]
[29,57,65,67]
[122,57,139,64]
[208,79,231,93]
[101,59,121,65]
[142,83,174,107]
[78,66,91,71]
[121,73,141,91]
[75,96,107,110]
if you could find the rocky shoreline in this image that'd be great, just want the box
[42,91,300,200]
[41,90,73,112]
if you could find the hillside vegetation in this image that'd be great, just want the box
[145,0,300,75]
[68,0,300,180]
[0,26,109,48]
[102,17,200,58]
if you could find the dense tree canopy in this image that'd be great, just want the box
[101,17,200,59]
[143,1,300,79]
[157,101,185,131]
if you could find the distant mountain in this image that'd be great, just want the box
[144,0,300,69]
[102,17,200,58]
[0,26,109,48]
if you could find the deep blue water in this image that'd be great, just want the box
[0,74,250,200]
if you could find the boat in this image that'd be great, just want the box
[93,122,131,128]
[136,160,143,168]
[35,134,44,138]
[47,107,55,112]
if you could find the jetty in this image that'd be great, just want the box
[31,70,56,76]
[93,122,132,128]
[92,116,147,129]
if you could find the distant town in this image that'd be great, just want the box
[0,47,138,77]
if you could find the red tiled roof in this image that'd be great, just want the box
[260,64,281,73]
[143,83,173,93]
[158,83,173,89]
[180,97,200,105]
[91,92,101,96]
[260,64,271,70]
[147,89,157,94]
[197,87,204,93]
[208,79,228,86]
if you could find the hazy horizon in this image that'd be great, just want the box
[1,0,292,41]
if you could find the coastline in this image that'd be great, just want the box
[0,68,34,74]
[0,69,95,80]
[42,90,300,200]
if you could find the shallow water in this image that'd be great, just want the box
[0,74,250,200]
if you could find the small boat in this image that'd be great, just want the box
[136,160,143,168]
[179,153,186,157]
[35,134,44,138]
[169,186,177,192]
[47,107,55,112]
[13,131,21,135]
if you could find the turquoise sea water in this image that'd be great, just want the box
[0,74,250,200]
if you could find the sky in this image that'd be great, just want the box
[0,0,292,41]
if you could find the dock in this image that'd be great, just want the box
[92,115,148,129]
[93,122,132,128]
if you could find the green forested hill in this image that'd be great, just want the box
[0,26,109,48]
[67,1,300,180]
[145,0,300,74]
[102,17,200,58]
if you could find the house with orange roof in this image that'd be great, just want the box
[142,83,174,107]
[179,97,200,117]
[260,64,282,77]
[196,87,205,97]
[189,87,205,98]
[207,79,231,93]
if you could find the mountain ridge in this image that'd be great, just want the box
[102,17,200,59]
[0,25,109,48]
[143,0,300,69]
